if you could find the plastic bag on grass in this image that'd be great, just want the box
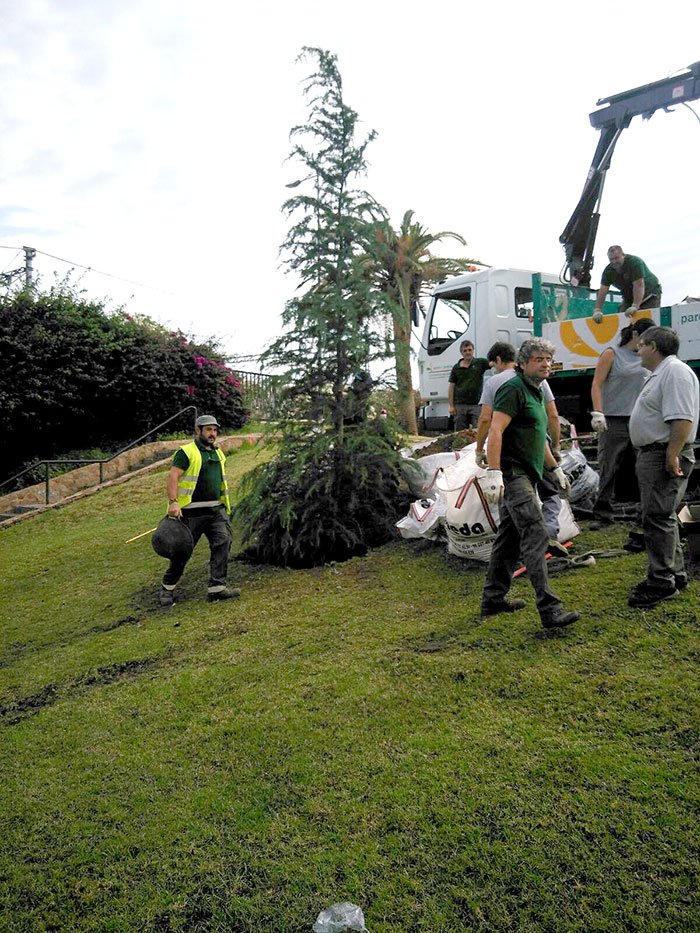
[556,497,580,542]
[313,902,368,932]
[560,445,599,507]
[436,445,499,562]
[399,441,468,496]
[396,497,447,540]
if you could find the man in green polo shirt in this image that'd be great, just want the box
[592,245,662,317]
[159,414,240,608]
[448,340,489,430]
[479,338,580,630]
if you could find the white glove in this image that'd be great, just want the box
[625,304,638,318]
[552,466,571,498]
[591,410,607,433]
[482,469,504,504]
[592,309,604,323]
[475,449,489,469]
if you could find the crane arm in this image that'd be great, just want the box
[560,61,700,287]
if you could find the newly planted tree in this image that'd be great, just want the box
[238,48,405,566]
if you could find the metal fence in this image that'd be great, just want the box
[0,406,199,505]
[235,370,279,420]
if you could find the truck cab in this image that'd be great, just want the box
[417,267,560,431]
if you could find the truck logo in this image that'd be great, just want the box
[549,306,652,363]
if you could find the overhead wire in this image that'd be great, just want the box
[33,248,175,295]
[1,249,22,275]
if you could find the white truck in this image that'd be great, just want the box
[417,268,700,431]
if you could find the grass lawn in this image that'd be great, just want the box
[1,442,698,931]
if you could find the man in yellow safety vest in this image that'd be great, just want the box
[159,414,240,608]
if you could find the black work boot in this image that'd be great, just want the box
[480,598,527,618]
[541,608,579,629]
[207,587,241,602]
[628,580,678,608]
[159,587,175,609]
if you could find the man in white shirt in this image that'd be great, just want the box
[628,327,699,608]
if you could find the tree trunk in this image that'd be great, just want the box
[392,309,417,434]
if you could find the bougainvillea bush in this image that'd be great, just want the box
[0,284,247,479]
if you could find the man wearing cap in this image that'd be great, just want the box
[159,414,240,607]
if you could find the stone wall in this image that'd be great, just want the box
[0,435,261,514]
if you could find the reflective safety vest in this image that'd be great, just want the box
[174,442,230,513]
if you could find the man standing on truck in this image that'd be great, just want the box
[480,338,579,630]
[592,245,662,317]
[448,340,489,430]
[627,326,699,608]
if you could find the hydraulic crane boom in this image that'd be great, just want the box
[560,61,700,287]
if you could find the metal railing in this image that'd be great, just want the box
[235,370,279,419]
[0,406,198,505]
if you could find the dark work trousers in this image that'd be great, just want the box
[636,448,693,589]
[482,473,562,619]
[592,416,635,523]
[454,403,480,430]
[162,507,232,590]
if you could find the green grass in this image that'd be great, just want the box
[1,447,698,931]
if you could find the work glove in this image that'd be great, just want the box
[475,449,489,469]
[482,469,504,504]
[592,309,604,323]
[551,446,562,463]
[591,410,607,433]
[624,304,638,318]
[552,466,571,498]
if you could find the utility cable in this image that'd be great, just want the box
[1,249,21,275]
[33,248,175,295]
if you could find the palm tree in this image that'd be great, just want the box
[366,210,483,433]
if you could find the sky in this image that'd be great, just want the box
[1,0,699,373]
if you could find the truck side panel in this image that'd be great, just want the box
[532,274,700,426]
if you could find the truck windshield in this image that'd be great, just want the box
[427,287,471,356]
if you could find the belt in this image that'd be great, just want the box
[638,442,666,452]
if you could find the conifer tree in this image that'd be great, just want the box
[237,48,405,567]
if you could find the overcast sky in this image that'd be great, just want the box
[2,0,699,371]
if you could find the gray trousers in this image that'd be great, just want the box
[454,403,480,430]
[163,507,232,590]
[636,449,693,589]
[593,416,635,523]
[482,473,562,619]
